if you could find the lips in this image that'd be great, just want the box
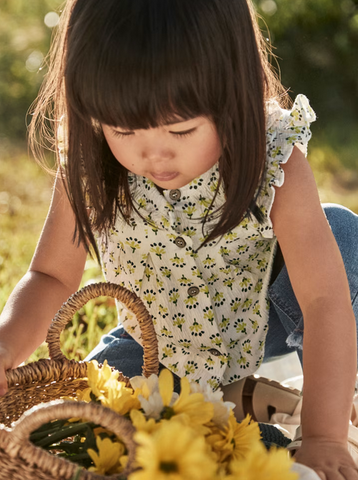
[150,172,179,181]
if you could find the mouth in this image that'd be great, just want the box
[150,172,179,182]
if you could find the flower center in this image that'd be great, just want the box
[161,406,175,420]
[159,461,179,473]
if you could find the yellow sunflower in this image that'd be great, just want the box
[228,443,298,480]
[206,413,261,463]
[72,360,140,414]
[130,408,160,434]
[128,420,217,480]
[88,436,126,475]
[159,369,214,426]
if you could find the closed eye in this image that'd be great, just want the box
[112,130,134,138]
[111,127,197,139]
[170,128,197,138]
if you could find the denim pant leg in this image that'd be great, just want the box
[85,326,182,390]
[85,326,145,377]
[265,203,358,365]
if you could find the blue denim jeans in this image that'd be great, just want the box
[86,204,358,379]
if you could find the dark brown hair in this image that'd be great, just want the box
[29,0,289,261]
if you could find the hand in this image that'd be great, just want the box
[294,438,358,480]
[0,343,14,396]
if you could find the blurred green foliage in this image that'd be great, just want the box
[0,0,61,147]
[255,0,358,142]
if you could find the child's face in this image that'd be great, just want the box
[102,116,222,189]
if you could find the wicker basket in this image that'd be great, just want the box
[0,399,137,480]
[0,282,159,428]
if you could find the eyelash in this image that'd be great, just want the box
[112,129,196,139]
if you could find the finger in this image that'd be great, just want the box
[339,466,358,480]
[315,470,327,480]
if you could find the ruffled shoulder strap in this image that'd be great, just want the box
[256,94,316,239]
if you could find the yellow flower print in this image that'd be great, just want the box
[144,266,154,280]
[125,237,141,253]
[168,362,179,373]
[208,377,220,390]
[88,436,125,475]
[160,326,173,338]
[250,318,259,333]
[224,231,238,242]
[253,302,262,317]
[184,361,197,375]
[203,254,216,267]
[143,290,156,306]
[170,253,185,267]
[271,147,282,158]
[242,298,253,311]
[223,278,234,290]
[189,321,203,334]
[161,216,170,228]
[198,195,211,208]
[158,304,168,317]
[137,197,147,209]
[219,246,230,256]
[203,307,214,324]
[173,314,185,330]
[162,346,175,358]
[169,288,180,305]
[160,266,172,278]
[184,295,198,306]
[183,203,197,217]
[150,243,166,259]
[210,180,218,192]
[114,266,122,277]
[207,273,219,285]
[129,421,217,480]
[254,279,263,293]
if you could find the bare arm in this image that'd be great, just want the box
[271,147,357,478]
[0,174,87,393]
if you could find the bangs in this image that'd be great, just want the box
[65,0,225,130]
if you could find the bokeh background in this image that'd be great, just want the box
[0,0,357,360]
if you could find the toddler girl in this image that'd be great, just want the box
[1,1,358,478]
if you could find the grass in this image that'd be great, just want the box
[0,147,118,364]
[0,134,357,364]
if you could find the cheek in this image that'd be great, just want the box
[203,133,222,162]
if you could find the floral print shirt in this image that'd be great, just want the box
[98,95,316,389]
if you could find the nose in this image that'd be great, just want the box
[141,138,175,163]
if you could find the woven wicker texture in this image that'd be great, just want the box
[0,282,159,427]
[0,400,136,480]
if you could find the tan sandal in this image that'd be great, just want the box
[222,374,302,422]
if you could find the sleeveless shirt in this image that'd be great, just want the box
[97,94,316,389]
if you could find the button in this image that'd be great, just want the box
[187,286,200,297]
[169,189,181,201]
[174,237,186,248]
[208,348,221,357]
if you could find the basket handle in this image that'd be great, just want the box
[46,282,159,378]
[9,399,136,478]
